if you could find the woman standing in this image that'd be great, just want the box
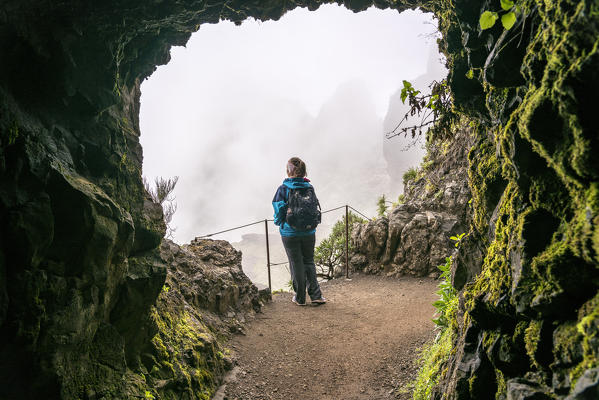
[272,157,326,306]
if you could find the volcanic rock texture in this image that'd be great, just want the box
[350,125,473,278]
[423,0,599,398]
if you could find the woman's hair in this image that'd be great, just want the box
[286,157,307,178]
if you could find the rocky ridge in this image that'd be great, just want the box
[350,124,473,278]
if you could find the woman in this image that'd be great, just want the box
[272,157,326,306]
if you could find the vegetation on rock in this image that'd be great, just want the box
[410,0,599,398]
[144,176,179,239]
[403,167,419,186]
[350,122,473,278]
[377,194,389,216]
[386,79,457,142]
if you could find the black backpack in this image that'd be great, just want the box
[285,187,321,231]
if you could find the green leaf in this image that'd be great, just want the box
[480,11,498,30]
[500,0,514,11]
[400,81,412,103]
[465,69,474,79]
[501,11,517,29]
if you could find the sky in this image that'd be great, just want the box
[140,4,445,245]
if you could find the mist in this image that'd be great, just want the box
[140,4,446,245]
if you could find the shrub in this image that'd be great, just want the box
[432,257,457,329]
[314,211,365,279]
[377,194,388,217]
[144,176,179,239]
[403,167,418,186]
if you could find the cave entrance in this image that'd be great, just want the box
[139,4,446,289]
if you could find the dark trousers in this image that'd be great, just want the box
[281,234,322,304]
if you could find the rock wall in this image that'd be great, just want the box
[350,124,473,277]
[426,0,599,398]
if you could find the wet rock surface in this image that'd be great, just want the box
[423,0,599,399]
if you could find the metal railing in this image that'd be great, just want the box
[197,204,371,291]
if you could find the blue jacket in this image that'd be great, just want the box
[272,177,317,237]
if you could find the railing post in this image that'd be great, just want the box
[345,205,349,279]
[265,219,272,292]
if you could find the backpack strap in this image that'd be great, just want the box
[311,186,321,210]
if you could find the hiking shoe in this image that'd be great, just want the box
[292,295,306,306]
[311,297,327,305]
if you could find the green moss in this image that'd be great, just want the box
[527,240,582,307]
[582,183,599,264]
[464,182,522,313]
[495,368,507,400]
[425,181,436,194]
[413,281,459,400]
[147,303,224,399]
[403,167,418,186]
[524,320,543,369]
[421,160,434,171]
[570,292,599,384]
[412,327,455,400]
[552,321,583,368]
[467,125,504,235]
[412,0,599,398]
[8,120,19,145]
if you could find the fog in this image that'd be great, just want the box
[140,4,445,245]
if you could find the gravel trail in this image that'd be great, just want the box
[216,274,439,400]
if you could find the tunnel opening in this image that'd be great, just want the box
[0,1,451,398]
[139,4,446,290]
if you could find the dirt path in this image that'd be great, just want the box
[216,274,439,400]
